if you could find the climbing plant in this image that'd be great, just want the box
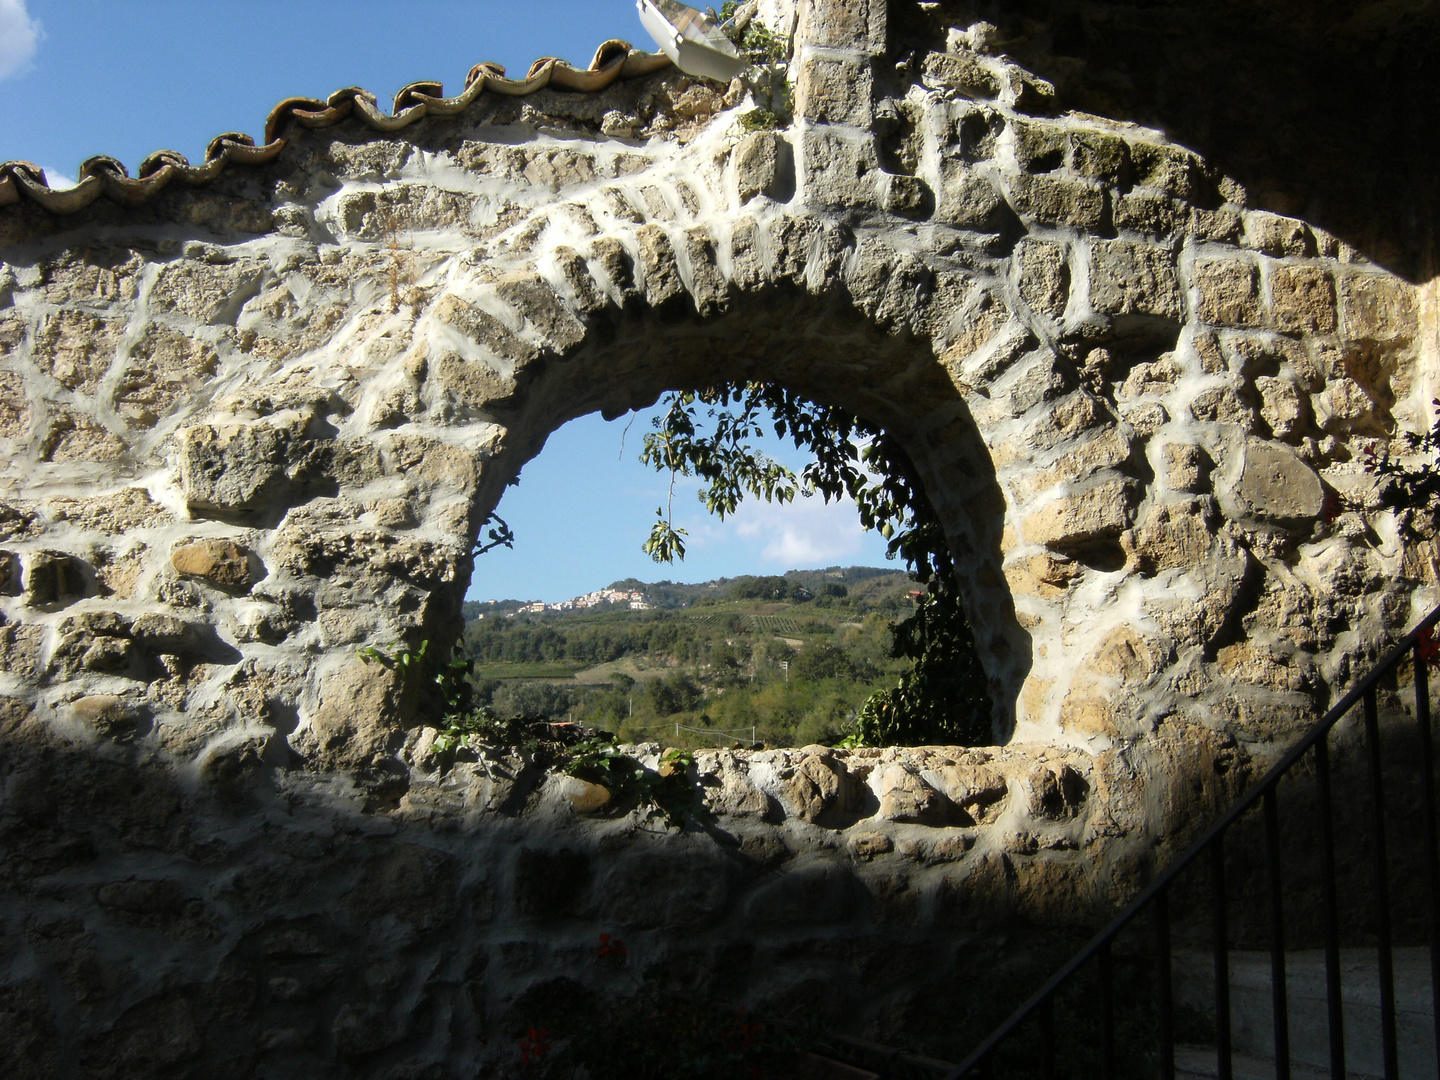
[717,1,791,131]
[640,382,992,746]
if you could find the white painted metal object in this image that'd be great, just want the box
[636,0,748,81]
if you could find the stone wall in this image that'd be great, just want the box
[0,0,1435,1074]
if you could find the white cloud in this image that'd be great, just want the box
[0,0,39,82]
[38,166,74,190]
[684,492,872,568]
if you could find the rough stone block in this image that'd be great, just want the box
[1015,238,1068,319]
[875,765,948,825]
[1340,273,1418,342]
[171,540,256,592]
[922,52,1001,99]
[801,128,880,210]
[797,55,873,126]
[1256,375,1309,439]
[178,423,291,514]
[1192,259,1263,327]
[1229,437,1324,524]
[1088,240,1182,321]
[935,160,1006,230]
[636,224,684,307]
[1113,191,1182,236]
[1010,118,1067,172]
[882,174,931,218]
[734,131,793,204]
[1008,174,1105,229]
[1128,141,1198,199]
[1162,443,1212,492]
[1021,477,1136,548]
[1244,211,1313,257]
[1069,130,1129,182]
[1269,264,1337,333]
[432,294,539,365]
[494,274,586,353]
[799,0,884,54]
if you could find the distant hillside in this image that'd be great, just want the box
[457,566,920,748]
[461,565,911,620]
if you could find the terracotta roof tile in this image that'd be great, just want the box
[0,40,672,216]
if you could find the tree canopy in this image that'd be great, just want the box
[639,382,992,746]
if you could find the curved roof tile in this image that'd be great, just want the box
[0,40,673,216]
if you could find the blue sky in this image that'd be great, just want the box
[0,1,895,602]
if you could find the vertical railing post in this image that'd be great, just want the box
[1362,688,1399,1079]
[1314,736,1346,1078]
[1264,788,1291,1079]
[1416,639,1440,1075]
[1211,838,1232,1080]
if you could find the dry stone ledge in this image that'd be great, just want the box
[0,0,1435,1072]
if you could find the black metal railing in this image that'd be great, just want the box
[947,603,1440,1080]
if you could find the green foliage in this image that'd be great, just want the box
[1370,402,1440,540]
[564,737,700,829]
[641,382,992,746]
[717,1,792,131]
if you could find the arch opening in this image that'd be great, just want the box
[449,284,1030,744]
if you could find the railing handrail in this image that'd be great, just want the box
[945,600,1440,1078]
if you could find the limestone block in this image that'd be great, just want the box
[1008,174,1104,229]
[699,755,768,817]
[1026,762,1087,819]
[1190,206,1244,244]
[0,369,28,437]
[636,224,685,307]
[296,660,406,770]
[551,246,606,314]
[589,236,638,298]
[1163,443,1212,492]
[1021,477,1135,549]
[799,0,884,53]
[1012,428,1133,503]
[43,409,128,463]
[347,844,458,931]
[431,295,539,365]
[684,228,729,316]
[1088,240,1182,321]
[46,488,171,533]
[930,761,1009,824]
[935,160,1005,230]
[1015,238,1068,319]
[1269,265,1337,333]
[1189,384,1257,430]
[599,849,737,928]
[1069,129,1129,182]
[1132,499,1213,574]
[1003,553,1081,599]
[1314,377,1383,435]
[23,550,88,606]
[922,52,1001,99]
[1229,437,1324,524]
[734,131,792,203]
[1340,273,1418,342]
[1192,259,1263,327]
[875,764,947,825]
[882,174,931,218]
[171,540,256,592]
[1113,190,1183,237]
[151,258,263,325]
[801,128,880,210]
[849,831,894,858]
[494,274,585,353]
[1118,356,1182,399]
[34,309,121,392]
[783,753,847,823]
[1010,118,1067,172]
[178,423,292,514]
[1244,211,1312,257]
[797,55,873,126]
[1256,375,1309,440]
[1128,141,1198,199]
